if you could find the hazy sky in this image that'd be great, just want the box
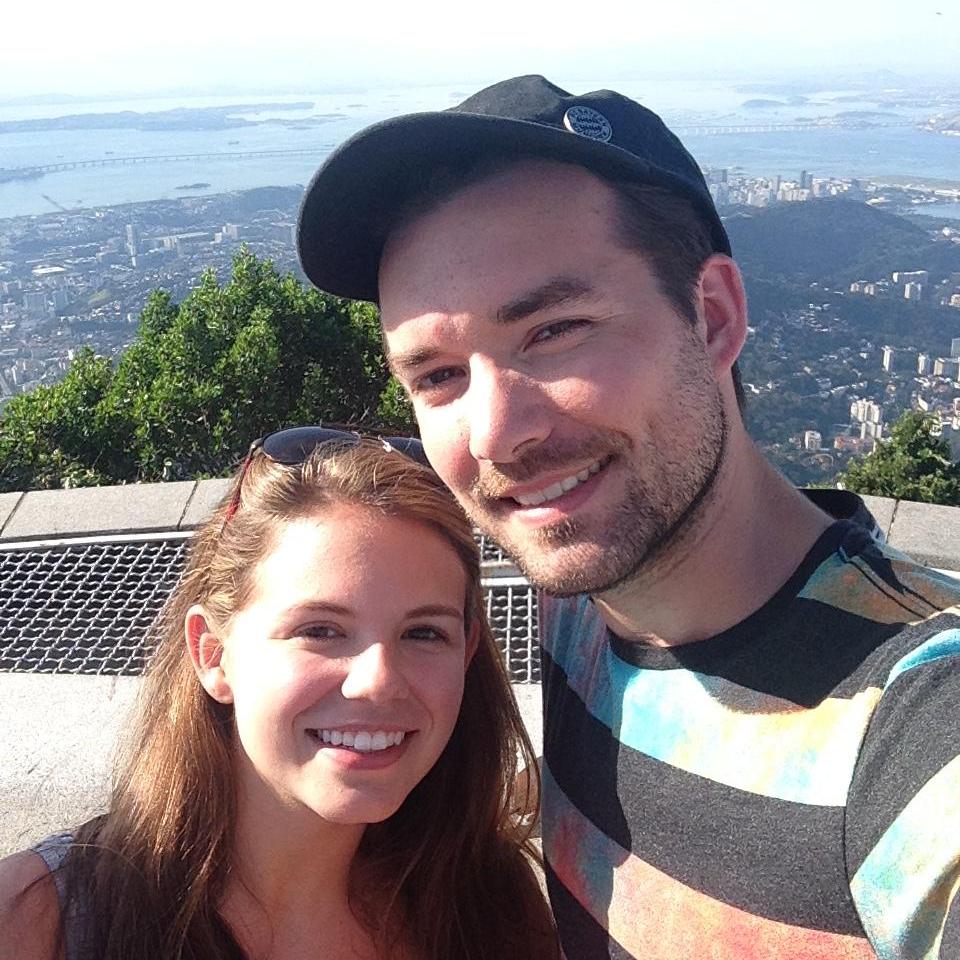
[4,0,957,98]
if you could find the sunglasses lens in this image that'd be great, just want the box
[384,436,430,467]
[260,427,354,464]
[259,427,429,469]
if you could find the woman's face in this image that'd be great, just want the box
[206,502,473,826]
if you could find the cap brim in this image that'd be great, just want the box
[297,111,730,302]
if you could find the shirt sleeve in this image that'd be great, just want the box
[845,630,960,960]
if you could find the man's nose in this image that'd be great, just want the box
[340,643,409,702]
[465,359,551,464]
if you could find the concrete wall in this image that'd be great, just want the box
[0,675,139,856]
[0,478,233,543]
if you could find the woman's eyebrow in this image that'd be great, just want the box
[404,604,464,621]
[282,601,353,618]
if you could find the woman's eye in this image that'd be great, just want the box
[403,625,450,643]
[529,318,590,345]
[298,624,343,642]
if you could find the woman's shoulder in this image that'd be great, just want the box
[0,846,64,960]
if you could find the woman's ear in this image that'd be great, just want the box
[185,604,233,704]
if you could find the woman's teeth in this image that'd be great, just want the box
[514,459,602,507]
[313,729,406,752]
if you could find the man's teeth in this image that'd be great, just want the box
[514,460,602,507]
[316,730,406,752]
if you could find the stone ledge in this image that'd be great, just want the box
[0,674,140,856]
[180,478,233,529]
[859,494,897,540]
[0,491,23,532]
[887,499,960,570]
[0,481,195,541]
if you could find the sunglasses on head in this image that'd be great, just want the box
[224,426,430,522]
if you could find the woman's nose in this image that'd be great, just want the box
[339,643,410,702]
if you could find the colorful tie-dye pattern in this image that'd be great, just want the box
[541,521,960,959]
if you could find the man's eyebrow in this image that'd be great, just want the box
[386,344,440,377]
[496,276,597,325]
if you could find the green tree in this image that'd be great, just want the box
[838,411,960,505]
[0,348,119,490]
[0,250,415,492]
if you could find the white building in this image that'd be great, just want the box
[850,398,883,423]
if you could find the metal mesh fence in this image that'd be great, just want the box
[474,529,513,565]
[0,534,539,681]
[485,578,541,683]
[0,538,189,675]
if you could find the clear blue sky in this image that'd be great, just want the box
[4,0,957,98]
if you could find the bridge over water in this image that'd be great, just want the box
[0,125,819,182]
[0,146,333,182]
[673,123,818,136]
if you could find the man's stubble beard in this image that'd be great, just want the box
[462,347,729,598]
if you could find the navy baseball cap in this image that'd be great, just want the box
[297,74,730,302]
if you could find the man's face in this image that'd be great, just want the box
[379,160,726,596]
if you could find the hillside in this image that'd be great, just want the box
[724,199,960,284]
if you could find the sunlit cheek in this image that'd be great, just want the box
[235,650,334,718]
[420,418,470,486]
[417,658,469,740]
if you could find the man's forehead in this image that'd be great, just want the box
[378,164,619,323]
[380,160,614,272]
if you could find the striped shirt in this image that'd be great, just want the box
[541,520,960,959]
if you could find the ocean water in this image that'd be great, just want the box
[0,80,956,219]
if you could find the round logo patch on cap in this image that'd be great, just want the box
[563,105,613,142]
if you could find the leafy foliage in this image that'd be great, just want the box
[838,411,960,505]
[0,250,414,491]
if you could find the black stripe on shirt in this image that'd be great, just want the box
[845,657,960,875]
[609,595,903,707]
[543,649,864,935]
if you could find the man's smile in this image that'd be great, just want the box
[510,457,608,507]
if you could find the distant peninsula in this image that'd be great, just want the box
[0,103,344,135]
[742,96,809,109]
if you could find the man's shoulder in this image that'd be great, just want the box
[804,520,960,621]
[799,523,960,688]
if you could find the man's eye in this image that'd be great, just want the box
[415,367,462,392]
[529,318,590,345]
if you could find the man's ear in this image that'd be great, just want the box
[185,604,233,704]
[697,253,748,378]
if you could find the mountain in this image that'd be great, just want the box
[724,199,960,284]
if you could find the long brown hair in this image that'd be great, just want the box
[62,440,556,959]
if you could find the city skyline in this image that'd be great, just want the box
[3,0,957,99]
